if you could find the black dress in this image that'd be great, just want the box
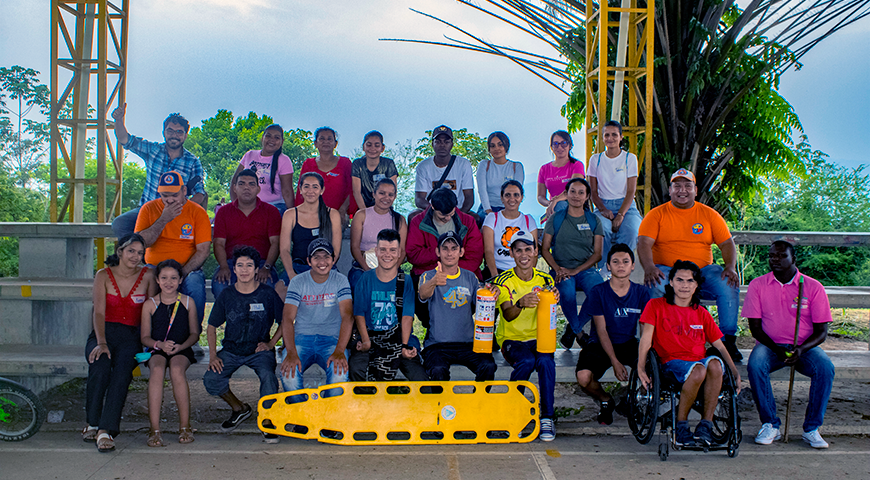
[149,296,197,364]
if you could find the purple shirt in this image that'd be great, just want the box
[741,270,832,345]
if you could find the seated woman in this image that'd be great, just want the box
[537,130,585,221]
[141,259,199,447]
[348,178,407,290]
[232,123,295,214]
[83,233,157,452]
[476,131,524,222]
[277,172,342,296]
[481,180,537,279]
[637,260,742,446]
[587,120,643,270]
[295,127,355,227]
[541,178,604,348]
[351,130,398,210]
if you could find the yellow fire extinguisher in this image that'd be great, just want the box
[536,288,557,353]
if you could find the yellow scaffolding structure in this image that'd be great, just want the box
[50,0,128,265]
[585,0,654,212]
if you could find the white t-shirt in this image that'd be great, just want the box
[415,155,474,207]
[482,211,538,271]
[587,150,638,200]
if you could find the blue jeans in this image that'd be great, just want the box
[211,260,278,300]
[650,263,739,335]
[202,349,279,398]
[180,269,206,332]
[594,198,643,269]
[270,201,288,216]
[280,334,349,391]
[111,207,140,239]
[747,343,834,432]
[502,340,555,419]
[553,268,605,334]
[347,262,365,293]
[661,356,723,384]
[278,262,312,284]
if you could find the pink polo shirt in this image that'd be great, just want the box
[741,270,831,345]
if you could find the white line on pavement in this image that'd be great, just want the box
[2,448,869,456]
[532,452,558,480]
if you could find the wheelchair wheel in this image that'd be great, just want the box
[658,441,669,461]
[628,350,660,445]
[710,367,739,445]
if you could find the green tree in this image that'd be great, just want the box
[0,167,47,276]
[0,66,50,187]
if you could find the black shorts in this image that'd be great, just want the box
[575,338,639,380]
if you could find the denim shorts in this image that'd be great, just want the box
[661,355,723,384]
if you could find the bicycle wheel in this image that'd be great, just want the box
[0,380,45,441]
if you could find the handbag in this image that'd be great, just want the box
[134,294,182,363]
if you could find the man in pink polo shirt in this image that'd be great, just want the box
[743,241,834,449]
[212,168,282,299]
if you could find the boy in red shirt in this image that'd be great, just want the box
[637,260,741,446]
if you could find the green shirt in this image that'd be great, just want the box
[543,211,604,269]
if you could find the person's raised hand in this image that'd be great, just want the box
[434,262,448,286]
[111,103,126,123]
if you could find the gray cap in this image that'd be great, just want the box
[307,238,334,258]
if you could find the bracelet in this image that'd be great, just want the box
[98,343,107,346]
[401,344,413,350]
[615,213,624,217]
[263,264,272,270]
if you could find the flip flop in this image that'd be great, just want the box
[147,429,164,448]
[178,427,195,444]
[82,426,98,442]
[96,433,115,453]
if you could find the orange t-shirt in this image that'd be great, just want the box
[637,202,731,268]
[134,199,212,266]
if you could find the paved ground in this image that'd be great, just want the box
[1,432,867,480]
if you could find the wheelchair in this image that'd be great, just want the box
[627,348,741,461]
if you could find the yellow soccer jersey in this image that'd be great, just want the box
[493,269,554,344]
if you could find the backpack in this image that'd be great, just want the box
[550,207,598,248]
[493,212,532,231]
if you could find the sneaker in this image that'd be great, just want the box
[559,327,575,349]
[802,429,829,449]
[675,420,694,446]
[723,335,743,363]
[694,419,714,446]
[539,418,555,442]
[220,404,252,433]
[597,400,615,425]
[755,423,782,445]
[263,432,280,444]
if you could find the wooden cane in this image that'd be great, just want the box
[782,275,804,443]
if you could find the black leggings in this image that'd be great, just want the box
[84,322,141,436]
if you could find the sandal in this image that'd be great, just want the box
[146,429,164,448]
[96,433,115,453]
[82,426,98,442]
[178,427,195,444]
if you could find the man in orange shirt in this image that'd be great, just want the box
[636,169,742,362]
[135,171,212,330]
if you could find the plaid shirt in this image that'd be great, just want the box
[125,135,205,205]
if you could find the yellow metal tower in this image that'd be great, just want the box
[50,0,128,261]
[584,0,654,212]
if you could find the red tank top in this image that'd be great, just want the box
[105,268,148,327]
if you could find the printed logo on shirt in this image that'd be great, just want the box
[370,290,398,331]
[432,180,457,191]
[578,223,591,231]
[613,307,642,317]
[442,286,470,308]
[690,324,704,330]
[249,303,265,312]
[791,295,809,309]
[691,223,704,235]
[326,171,339,177]
[180,223,193,239]
[301,292,336,307]
[311,228,319,236]
[500,226,521,248]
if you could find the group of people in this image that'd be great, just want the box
[82,107,836,452]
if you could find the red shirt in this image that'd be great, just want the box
[640,297,723,363]
[295,156,357,214]
[213,198,282,262]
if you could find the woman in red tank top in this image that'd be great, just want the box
[83,233,156,452]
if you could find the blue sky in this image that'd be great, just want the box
[2,0,868,217]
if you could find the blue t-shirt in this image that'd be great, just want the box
[419,267,480,347]
[582,281,650,344]
[353,270,415,331]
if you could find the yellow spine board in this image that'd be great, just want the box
[258,381,540,445]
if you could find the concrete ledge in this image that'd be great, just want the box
[0,222,114,238]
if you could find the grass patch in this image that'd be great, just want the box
[554,406,584,419]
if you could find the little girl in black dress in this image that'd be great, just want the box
[140,259,200,447]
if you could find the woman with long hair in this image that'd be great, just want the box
[278,172,342,290]
[140,259,199,447]
[83,233,157,452]
[482,180,537,279]
[587,120,643,269]
[537,130,585,221]
[232,123,295,214]
[476,131,524,221]
[348,178,408,289]
[295,127,355,226]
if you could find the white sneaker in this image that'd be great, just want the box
[755,423,782,445]
[539,418,555,442]
[802,429,829,449]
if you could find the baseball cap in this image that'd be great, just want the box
[509,230,536,248]
[670,168,696,183]
[437,230,461,248]
[307,238,334,258]
[431,125,453,140]
[157,171,184,193]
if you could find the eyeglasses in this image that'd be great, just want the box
[551,141,569,148]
